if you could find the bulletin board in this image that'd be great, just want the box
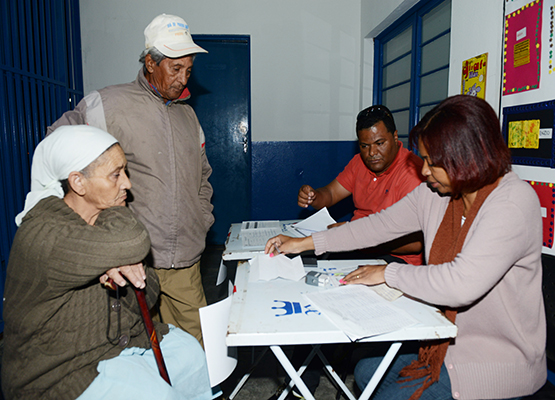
[513,165,555,252]
[502,0,555,108]
[503,0,542,96]
[501,0,555,254]
[502,100,555,167]
[526,180,555,248]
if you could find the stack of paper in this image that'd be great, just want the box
[241,220,283,248]
[305,285,417,341]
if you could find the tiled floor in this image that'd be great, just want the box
[199,245,361,400]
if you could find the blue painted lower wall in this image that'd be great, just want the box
[251,140,359,222]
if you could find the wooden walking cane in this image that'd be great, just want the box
[104,278,172,385]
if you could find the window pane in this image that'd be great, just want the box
[382,82,411,111]
[419,104,436,121]
[384,26,412,64]
[383,54,411,88]
[420,68,449,104]
[421,33,450,74]
[422,0,451,42]
[391,110,410,145]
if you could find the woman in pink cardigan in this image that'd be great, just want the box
[265,95,546,400]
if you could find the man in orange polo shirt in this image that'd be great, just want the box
[298,105,425,265]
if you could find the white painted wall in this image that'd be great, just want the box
[79,0,507,141]
[359,0,504,114]
[79,0,362,142]
[448,0,504,112]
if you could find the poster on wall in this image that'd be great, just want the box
[502,99,555,167]
[502,0,555,107]
[526,180,555,248]
[503,0,543,96]
[461,53,488,98]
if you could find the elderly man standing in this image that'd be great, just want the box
[298,105,425,265]
[48,14,214,345]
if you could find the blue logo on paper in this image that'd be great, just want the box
[272,300,320,317]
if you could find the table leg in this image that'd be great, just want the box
[278,345,320,400]
[270,345,316,400]
[358,342,402,400]
[229,347,269,400]
[315,347,357,400]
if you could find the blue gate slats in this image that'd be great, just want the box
[0,0,83,332]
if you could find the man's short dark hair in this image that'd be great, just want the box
[356,105,397,135]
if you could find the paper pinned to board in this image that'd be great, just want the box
[248,254,306,282]
[289,207,336,236]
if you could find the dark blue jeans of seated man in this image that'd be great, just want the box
[355,352,523,400]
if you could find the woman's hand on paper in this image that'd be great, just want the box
[264,234,315,256]
[340,264,387,286]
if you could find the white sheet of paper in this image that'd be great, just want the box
[248,254,306,282]
[216,258,227,286]
[199,296,238,387]
[370,283,403,301]
[305,285,417,341]
[291,207,336,234]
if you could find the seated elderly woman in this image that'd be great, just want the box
[2,125,212,400]
[265,95,546,400]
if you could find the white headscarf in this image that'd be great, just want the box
[15,125,119,226]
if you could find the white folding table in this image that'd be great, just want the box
[226,262,457,400]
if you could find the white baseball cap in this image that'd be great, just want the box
[144,13,207,58]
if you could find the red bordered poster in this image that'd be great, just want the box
[503,0,543,95]
[527,180,555,248]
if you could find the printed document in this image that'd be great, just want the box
[305,285,417,341]
[241,220,283,248]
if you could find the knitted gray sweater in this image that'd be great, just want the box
[2,197,169,399]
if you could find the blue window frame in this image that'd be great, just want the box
[373,0,451,148]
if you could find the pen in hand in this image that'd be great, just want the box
[270,242,281,257]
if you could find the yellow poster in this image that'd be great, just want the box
[461,53,488,99]
[508,119,540,149]
[508,120,524,148]
[514,39,531,67]
[523,119,540,149]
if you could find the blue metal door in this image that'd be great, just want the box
[188,35,251,245]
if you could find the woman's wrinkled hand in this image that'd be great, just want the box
[100,262,146,289]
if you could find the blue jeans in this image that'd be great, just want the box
[354,352,523,400]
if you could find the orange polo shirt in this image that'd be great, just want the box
[336,143,425,264]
